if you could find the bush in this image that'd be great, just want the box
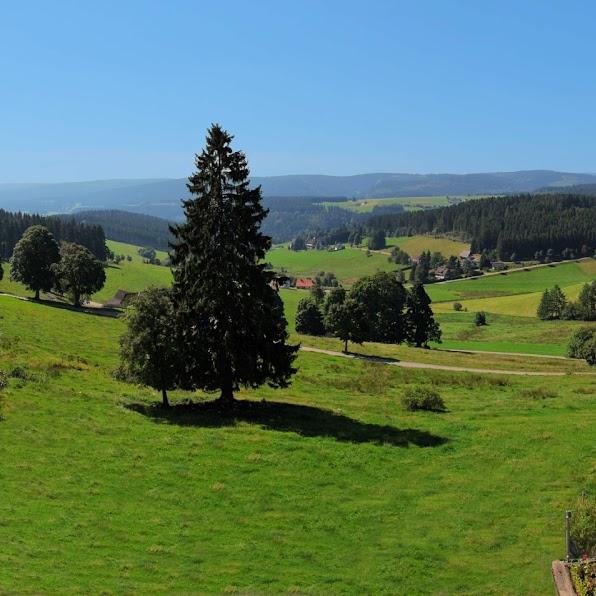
[453,302,463,311]
[474,311,487,326]
[0,371,7,390]
[9,366,29,380]
[401,386,446,412]
[570,560,595,596]
[568,327,596,365]
[570,494,596,557]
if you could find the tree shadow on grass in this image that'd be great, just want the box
[126,399,448,448]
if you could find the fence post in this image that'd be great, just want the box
[565,510,572,561]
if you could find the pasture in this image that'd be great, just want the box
[0,294,594,593]
[426,259,596,304]
[266,245,398,285]
[386,235,470,258]
[319,195,492,213]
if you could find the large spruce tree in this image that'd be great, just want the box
[170,125,298,405]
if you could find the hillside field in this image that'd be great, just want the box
[266,245,398,285]
[386,235,470,258]
[427,259,596,303]
[0,293,594,593]
[319,195,493,213]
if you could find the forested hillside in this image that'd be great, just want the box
[367,194,596,259]
[68,210,174,252]
[0,210,108,260]
[260,196,403,242]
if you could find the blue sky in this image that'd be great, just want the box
[1,0,595,181]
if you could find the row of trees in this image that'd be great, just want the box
[537,282,596,321]
[295,271,441,352]
[9,226,106,305]
[0,209,108,261]
[366,194,596,260]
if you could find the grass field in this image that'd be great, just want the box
[386,235,470,258]
[0,242,173,304]
[319,195,492,213]
[0,294,594,593]
[266,245,398,285]
[426,259,596,304]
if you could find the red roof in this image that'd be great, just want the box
[295,278,315,289]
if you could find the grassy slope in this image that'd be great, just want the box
[387,236,470,257]
[107,239,169,263]
[320,195,493,213]
[0,295,594,593]
[427,260,596,303]
[266,245,398,285]
[0,245,172,304]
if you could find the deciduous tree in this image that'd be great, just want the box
[325,298,368,353]
[52,242,106,306]
[10,226,60,299]
[118,287,178,407]
[295,298,325,336]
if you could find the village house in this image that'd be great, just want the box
[434,265,449,281]
[295,278,315,290]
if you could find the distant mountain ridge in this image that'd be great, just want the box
[1,170,596,218]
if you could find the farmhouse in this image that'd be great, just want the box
[295,278,315,289]
[269,274,291,291]
[434,265,449,280]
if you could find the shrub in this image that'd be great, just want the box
[453,302,463,312]
[570,494,596,557]
[568,327,596,365]
[570,560,595,596]
[0,371,7,390]
[9,366,29,380]
[474,311,487,326]
[401,386,446,412]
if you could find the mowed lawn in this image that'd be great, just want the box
[266,245,398,285]
[0,295,594,593]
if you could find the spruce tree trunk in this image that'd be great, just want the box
[161,388,169,408]
[343,338,348,353]
[218,379,235,406]
[35,289,40,300]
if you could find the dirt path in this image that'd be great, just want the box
[300,346,587,376]
[438,347,569,360]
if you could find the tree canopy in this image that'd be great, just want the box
[52,242,106,306]
[118,288,179,407]
[10,226,60,299]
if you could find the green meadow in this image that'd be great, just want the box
[0,293,594,593]
[426,259,596,304]
[386,235,469,258]
[266,244,398,285]
[319,195,493,213]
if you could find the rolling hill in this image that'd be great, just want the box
[2,170,596,219]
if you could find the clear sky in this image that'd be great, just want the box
[1,0,595,182]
